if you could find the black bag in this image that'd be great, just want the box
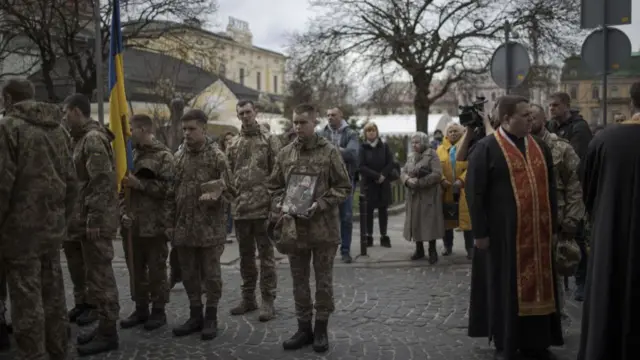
[443,202,459,221]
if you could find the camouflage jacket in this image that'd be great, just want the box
[0,101,78,259]
[119,139,174,238]
[68,120,119,241]
[166,138,232,247]
[278,130,296,148]
[267,135,351,247]
[226,121,281,220]
[541,131,585,234]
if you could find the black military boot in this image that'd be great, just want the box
[120,304,149,329]
[172,305,203,337]
[76,322,119,357]
[76,327,97,346]
[0,322,10,351]
[75,305,99,326]
[144,307,167,331]
[312,319,329,353]
[201,307,217,340]
[411,241,425,260]
[229,298,258,315]
[380,235,391,248]
[366,235,373,247]
[282,320,314,350]
[68,303,86,323]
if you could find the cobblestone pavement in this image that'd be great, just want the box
[1,263,582,360]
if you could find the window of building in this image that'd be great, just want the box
[591,86,600,100]
[273,75,278,93]
[569,85,578,100]
[239,68,245,85]
[610,86,619,98]
[256,72,261,91]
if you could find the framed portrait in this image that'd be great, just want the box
[282,172,319,216]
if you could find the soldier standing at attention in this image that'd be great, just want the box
[118,114,174,330]
[63,93,121,356]
[166,109,232,340]
[268,103,351,353]
[0,79,77,359]
[226,100,280,321]
[530,104,585,318]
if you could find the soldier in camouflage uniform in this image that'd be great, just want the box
[166,109,232,341]
[63,93,121,356]
[118,114,174,331]
[278,120,297,148]
[267,103,352,353]
[531,104,585,317]
[0,79,77,359]
[226,100,281,321]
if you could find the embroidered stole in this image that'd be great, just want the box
[495,128,556,316]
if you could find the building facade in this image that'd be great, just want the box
[560,53,640,126]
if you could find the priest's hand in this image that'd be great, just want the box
[475,237,489,249]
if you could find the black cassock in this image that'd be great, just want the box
[465,131,563,359]
[578,123,640,360]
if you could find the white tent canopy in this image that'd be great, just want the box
[316,114,458,136]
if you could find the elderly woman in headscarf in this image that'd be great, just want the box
[437,122,474,259]
[401,131,445,263]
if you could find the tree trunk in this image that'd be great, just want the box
[41,61,58,102]
[413,77,431,133]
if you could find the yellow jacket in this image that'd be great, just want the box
[436,138,471,230]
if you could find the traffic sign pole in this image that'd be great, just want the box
[602,2,608,125]
[505,21,512,94]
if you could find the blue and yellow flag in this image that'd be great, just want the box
[108,0,133,192]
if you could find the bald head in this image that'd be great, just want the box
[529,104,547,135]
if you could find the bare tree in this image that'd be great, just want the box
[297,0,515,131]
[283,34,356,119]
[0,18,39,79]
[0,0,217,101]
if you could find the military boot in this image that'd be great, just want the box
[76,322,119,357]
[201,307,217,340]
[75,305,99,326]
[172,305,203,337]
[120,304,149,329]
[258,299,275,322]
[68,303,87,323]
[282,320,314,350]
[0,322,10,351]
[229,298,258,315]
[76,327,97,346]
[144,307,167,331]
[312,319,329,353]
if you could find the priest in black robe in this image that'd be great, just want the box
[466,95,563,360]
[577,83,640,360]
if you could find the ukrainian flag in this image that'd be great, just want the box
[108,0,133,191]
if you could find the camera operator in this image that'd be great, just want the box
[456,99,499,162]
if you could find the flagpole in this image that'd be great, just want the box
[94,0,104,125]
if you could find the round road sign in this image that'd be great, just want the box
[490,41,531,90]
[581,27,632,74]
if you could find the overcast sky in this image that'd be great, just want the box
[215,1,640,55]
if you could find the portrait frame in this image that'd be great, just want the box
[282,171,319,216]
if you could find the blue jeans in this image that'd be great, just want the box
[339,194,353,255]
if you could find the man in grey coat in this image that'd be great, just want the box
[317,107,359,263]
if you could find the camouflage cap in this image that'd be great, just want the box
[555,236,581,276]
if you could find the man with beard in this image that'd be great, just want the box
[547,92,592,301]
[166,109,232,340]
[0,78,76,359]
[466,95,563,360]
[577,81,640,360]
[63,93,121,356]
[268,103,351,353]
[226,100,280,321]
[118,114,174,331]
[529,104,585,318]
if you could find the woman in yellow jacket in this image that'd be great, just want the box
[436,123,474,259]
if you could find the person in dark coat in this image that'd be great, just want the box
[358,122,395,247]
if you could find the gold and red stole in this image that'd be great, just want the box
[495,127,556,316]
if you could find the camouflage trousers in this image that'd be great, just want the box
[122,235,169,307]
[287,244,338,321]
[235,219,277,302]
[3,251,68,360]
[62,236,121,323]
[177,245,225,307]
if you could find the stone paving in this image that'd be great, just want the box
[0,214,584,360]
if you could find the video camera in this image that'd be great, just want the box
[458,96,488,128]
